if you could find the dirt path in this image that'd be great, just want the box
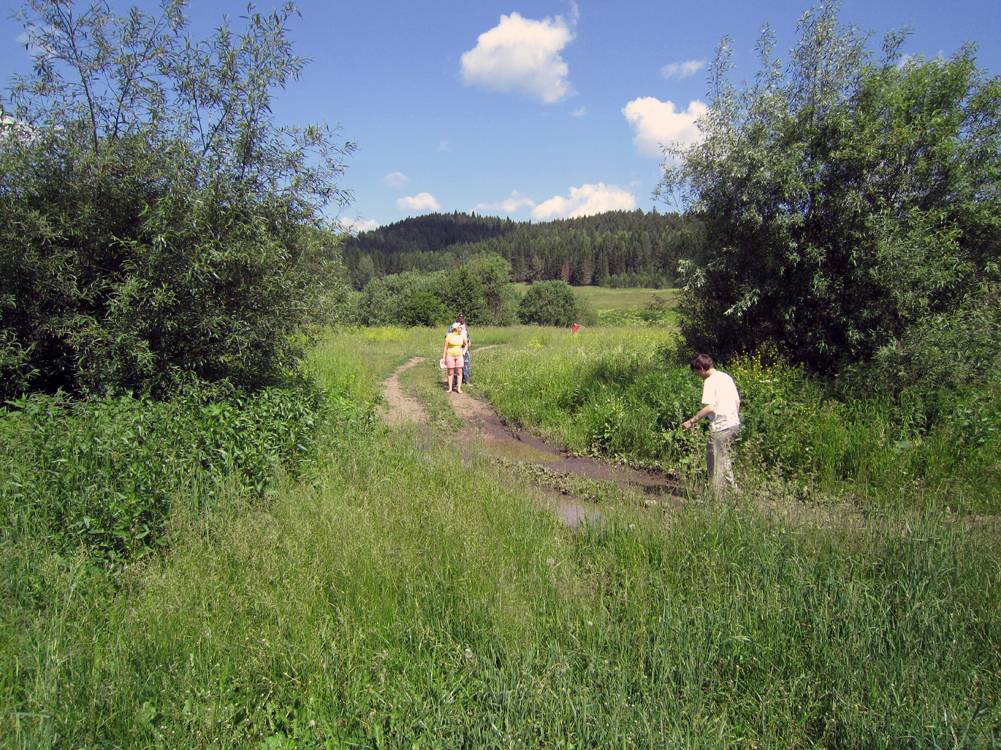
[377,356,428,427]
[449,390,681,499]
[378,353,683,528]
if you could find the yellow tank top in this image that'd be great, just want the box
[446,332,466,357]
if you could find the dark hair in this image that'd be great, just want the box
[690,353,714,372]
[458,313,465,323]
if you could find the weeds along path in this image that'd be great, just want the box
[378,351,683,528]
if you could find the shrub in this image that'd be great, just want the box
[0,2,354,398]
[356,254,518,326]
[399,291,449,327]
[0,382,331,564]
[665,6,1001,374]
[518,281,588,327]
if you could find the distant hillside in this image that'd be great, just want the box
[342,210,705,289]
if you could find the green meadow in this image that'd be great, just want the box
[3,314,1000,748]
[511,284,679,327]
[511,284,676,311]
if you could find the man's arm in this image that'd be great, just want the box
[682,405,714,430]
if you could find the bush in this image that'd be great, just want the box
[665,6,1001,374]
[356,254,518,326]
[0,382,331,564]
[517,281,589,327]
[399,291,449,327]
[0,2,354,398]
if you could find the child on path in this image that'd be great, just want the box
[681,354,741,495]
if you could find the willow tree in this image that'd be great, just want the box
[663,3,1001,375]
[0,0,355,398]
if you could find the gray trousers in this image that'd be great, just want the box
[707,425,740,495]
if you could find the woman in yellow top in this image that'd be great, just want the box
[442,322,467,393]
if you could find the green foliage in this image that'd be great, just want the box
[517,280,592,327]
[356,254,517,326]
[398,291,448,327]
[665,4,1001,374]
[0,382,331,564]
[3,327,999,747]
[0,1,354,397]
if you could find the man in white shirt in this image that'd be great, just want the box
[682,353,741,495]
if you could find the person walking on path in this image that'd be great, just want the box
[446,314,471,385]
[458,313,471,384]
[681,354,741,495]
[442,322,467,393]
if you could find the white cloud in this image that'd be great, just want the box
[339,217,380,235]
[397,192,441,213]
[473,191,536,215]
[383,171,409,188]
[659,59,706,79]
[532,183,636,220]
[571,106,587,118]
[460,11,575,104]
[622,97,706,157]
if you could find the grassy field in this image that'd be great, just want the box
[510,284,677,310]
[1,324,992,744]
[2,325,999,747]
[512,284,680,327]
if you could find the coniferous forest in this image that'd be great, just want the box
[341,210,706,289]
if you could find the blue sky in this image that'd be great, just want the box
[2,0,1000,232]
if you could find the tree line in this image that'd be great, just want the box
[342,210,706,290]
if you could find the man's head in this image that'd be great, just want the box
[458,313,465,324]
[690,353,714,379]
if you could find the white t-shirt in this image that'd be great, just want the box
[702,370,741,432]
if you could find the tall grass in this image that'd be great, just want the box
[2,327,999,747]
[0,383,327,563]
[5,434,999,746]
[473,328,1001,513]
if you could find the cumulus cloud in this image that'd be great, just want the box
[460,11,575,104]
[383,171,409,188]
[397,192,441,213]
[473,191,536,215]
[571,106,588,118]
[659,58,705,79]
[532,183,636,220]
[622,97,706,157]
[339,217,380,235]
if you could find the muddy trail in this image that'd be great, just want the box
[379,354,682,529]
[378,355,1001,536]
